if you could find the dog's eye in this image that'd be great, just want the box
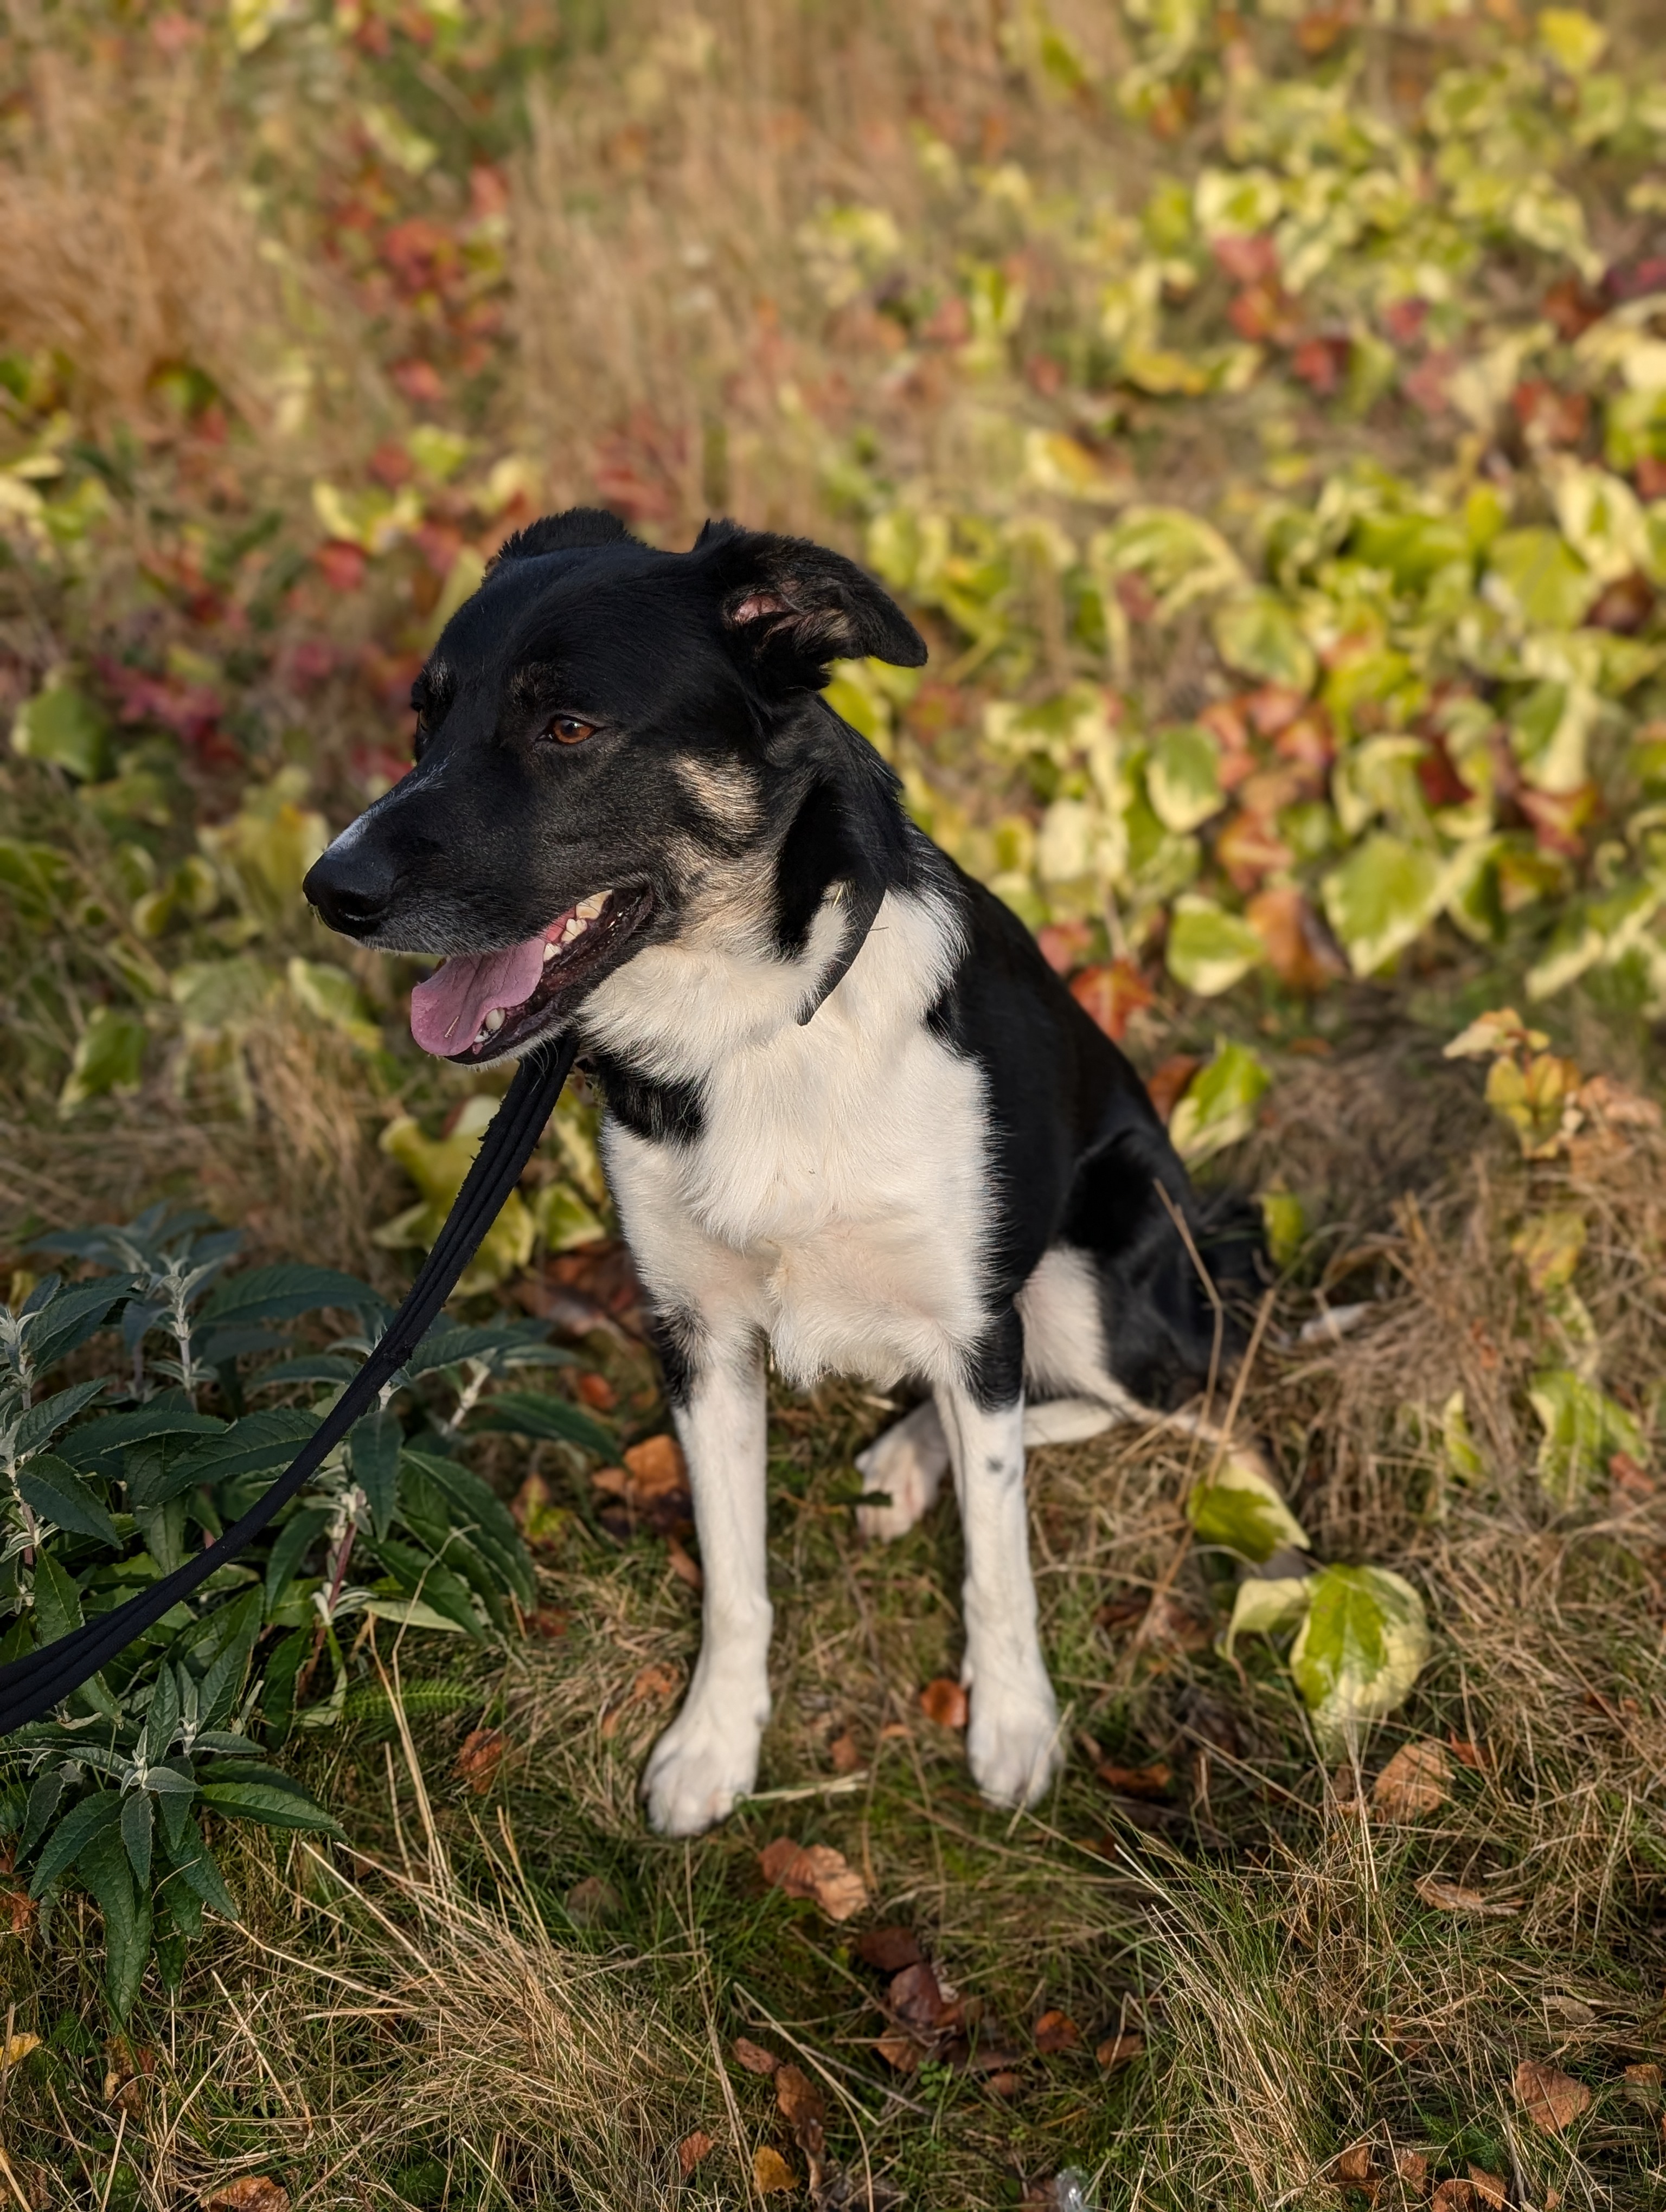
[543,713,596,746]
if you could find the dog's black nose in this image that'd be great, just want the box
[304,839,396,937]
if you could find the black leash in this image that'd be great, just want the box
[0,1035,578,1737]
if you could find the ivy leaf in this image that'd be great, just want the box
[1188,1451,1311,1562]
[59,1008,148,1114]
[1289,1565,1431,1750]
[1165,894,1266,996]
[1484,527,1595,629]
[1210,591,1316,692]
[1321,833,1445,978]
[1528,1368,1645,1506]
[1168,1040,1271,1164]
[1146,724,1223,833]
[1223,1573,1312,1655]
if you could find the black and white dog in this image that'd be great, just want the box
[303,509,1259,1836]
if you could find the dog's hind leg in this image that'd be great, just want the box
[855,1399,951,1540]
[939,1311,1063,1811]
[640,1329,772,1838]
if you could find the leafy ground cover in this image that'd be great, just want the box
[2,2,1666,2206]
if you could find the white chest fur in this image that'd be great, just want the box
[584,889,990,1389]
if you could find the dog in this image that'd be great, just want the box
[303,507,1261,1836]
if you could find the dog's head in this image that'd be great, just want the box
[303,511,925,1064]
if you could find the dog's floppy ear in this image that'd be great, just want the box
[696,518,927,691]
[492,507,640,564]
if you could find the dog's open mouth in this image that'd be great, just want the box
[409,885,651,1062]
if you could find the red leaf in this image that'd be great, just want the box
[1145,1056,1202,1125]
[1034,2009,1080,2052]
[1069,960,1155,1043]
[919,1677,969,1728]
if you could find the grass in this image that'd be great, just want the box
[3,1,1666,2204]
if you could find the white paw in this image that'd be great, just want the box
[641,1695,765,1837]
[856,1400,951,1541]
[965,1675,1063,1810]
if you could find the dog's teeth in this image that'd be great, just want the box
[542,941,556,963]
[484,1008,504,1033]
[561,915,586,942]
[472,1027,489,1049]
[575,891,608,919]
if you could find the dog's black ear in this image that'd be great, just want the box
[492,508,639,564]
[696,519,927,690]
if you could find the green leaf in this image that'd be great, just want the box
[466,1391,614,1457]
[1537,7,1607,72]
[350,1411,402,1540]
[198,1264,381,1332]
[65,1403,224,1470]
[1440,1390,1486,1485]
[366,1538,486,1640]
[165,1819,240,1919]
[1289,1564,1431,1751]
[1146,724,1223,834]
[26,1277,134,1372]
[399,1449,536,1606]
[264,1506,331,1616]
[15,1379,108,1457]
[17,1453,119,1546]
[1168,1040,1271,1165]
[167,1409,321,1498]
[1484,527,1595,630]
[197,1589,264,1727]
[1187,1451,1311,1563]
[1321,833,1445,978]
[120,1791,153,1887]
[1223,1574,1312,1656]
[142,1666,181,1766]
[29,1790,123,1895]
[31,1548,84,1647]
[78,1827,151,2022]
[1258,1188,1306,1271]
[1165,895,1266,998]
[11,679,113,781]
[20,1768,66,1855]
[1528,1368,1645,1507]
[197,1780,343,1835]
[59,1008,148,1115]
[1210,591,1316,692]
[258,1628,309,1747]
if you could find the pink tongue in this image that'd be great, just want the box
[409,934,548,1057]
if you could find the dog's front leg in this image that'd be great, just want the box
[937,1315,1063,1811]
[640,1328,772,1837]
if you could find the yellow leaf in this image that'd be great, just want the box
[753,2145,797,2194]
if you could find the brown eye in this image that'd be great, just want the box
[545,713,595,746]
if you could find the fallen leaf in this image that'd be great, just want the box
[526,1605,570,1638]
[511,1470,567,1547]
[677,2130,716,2178]
[1069,959,1155,1043]
[1034,2009,1080,2053]
[1415,1874,1521,1917]
[602,1660,682,1734]
[1394,2149,1428,2194]
[1623,2061,1662,2103]
[888,1960,960,2036]
[855,1926,923,1975]
[665,1533,703,1591]
[1,2033,41,2066]
[1514,2057,1591,2132]
[576,1370,617,1411]
[201,2182,290,2212]
[753,2145,796,2195]
[1468,2171,1507,2208]
[1447,1733,1490,1770]
[0,1886,34,1935]
[875,2027,928,2073]
[987,2070,1022,2097]
[1246,885,1345,993]
[775,2063,828,2161]
[1145,1053,1203,1123]
[1371,1740,1451,1821]
[1431,2185,1478,2210]
[733,2037,781,2076]
[1095,1760,1172,1799]
[1095,2031,1144,2069]
[759,1838,869,1922]
[454,1726,506,1796]
[919,1677,969,1728]
[564,1875,620,1927]
[1333,2141,1374,2187]
[828,1727,862,1774]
